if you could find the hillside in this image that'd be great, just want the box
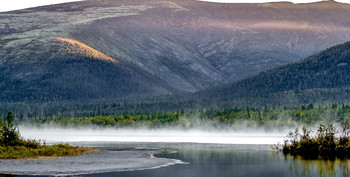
[2,41,350,117]
[195,41,350,107]
[1,0,350,102]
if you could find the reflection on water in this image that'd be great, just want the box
[0,175,16,177]
[287,155,350,177]
[87,143,349,177]
[1,143,349,177]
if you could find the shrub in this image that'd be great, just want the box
[0,112,22,146]
[282,123,350,159]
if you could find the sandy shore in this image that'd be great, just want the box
[0,150,184,176]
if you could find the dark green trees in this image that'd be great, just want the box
[0,112,21,146]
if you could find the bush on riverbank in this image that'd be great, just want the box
[282,122,350,159]
[0,112,95,159]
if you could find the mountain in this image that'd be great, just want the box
[1,0,350,102]
[195,41,350,107]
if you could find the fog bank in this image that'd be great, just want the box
[19,126,287,145]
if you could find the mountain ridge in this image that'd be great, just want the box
[193,41,350,107]
[1,0,350,102]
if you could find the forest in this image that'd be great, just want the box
[13,103,350,129]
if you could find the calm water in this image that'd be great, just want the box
[2,143,350,177]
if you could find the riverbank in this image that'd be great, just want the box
[0,149,184,176]
[0,112,96,159]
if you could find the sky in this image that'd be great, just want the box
[0,0,348,12]
[0,0,84,12]
[200,0,348,3]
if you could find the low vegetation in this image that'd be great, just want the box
[0,112,95,159]
[282,122,350,159]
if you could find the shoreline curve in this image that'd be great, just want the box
[0,150,185,176]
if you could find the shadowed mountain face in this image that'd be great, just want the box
[194,41,350,107]
[1,0,350,101]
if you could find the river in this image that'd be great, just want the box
[0,128,349,176]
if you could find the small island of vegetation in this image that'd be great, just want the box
[282,122,350,159]
[0,112,95,159]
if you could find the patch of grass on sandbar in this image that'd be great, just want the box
[0,112,96,159]
[0,142,96,159]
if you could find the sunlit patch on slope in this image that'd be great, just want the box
[55,37,118,63]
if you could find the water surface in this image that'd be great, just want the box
[4,128,350,177]
[85,143,349,177]
[10,143,347,177]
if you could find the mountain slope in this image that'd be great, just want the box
[54,37,118,63]
[196,41,350,106]
[2,0,350,102]
[0,38,176,101]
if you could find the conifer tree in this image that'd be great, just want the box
[0,112,21,146]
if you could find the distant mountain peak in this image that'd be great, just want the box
[1,0,350,102]
[55,37,118,63]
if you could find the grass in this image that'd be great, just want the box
[0,142,96,159]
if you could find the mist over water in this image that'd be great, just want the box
[19,126,287,145]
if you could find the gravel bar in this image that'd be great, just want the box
[0,150,184,176]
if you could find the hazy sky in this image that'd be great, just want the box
[0,0,348,12]
[0,0,84,12]
[200,0,348,3]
